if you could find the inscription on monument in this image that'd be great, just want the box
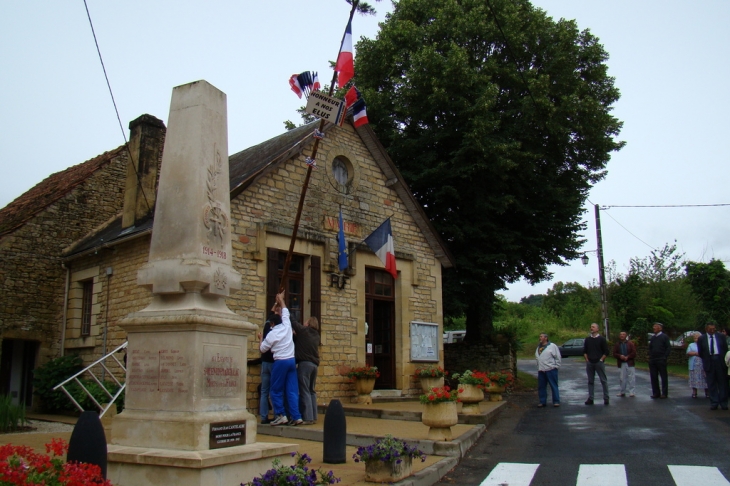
[209,421,246,449]
[203,345,242,397]
[128,349,190,394]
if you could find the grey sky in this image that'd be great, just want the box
[2,1,729,303]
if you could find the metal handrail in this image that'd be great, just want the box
[53,341,127,418]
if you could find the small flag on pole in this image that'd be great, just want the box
[335,20,354,87]
[338,208,348,272]
[289,71,321,99]
[352,98,369,127]
[364,218,397,279]
[345,86,360,108]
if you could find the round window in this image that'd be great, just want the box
[332,157,349,186]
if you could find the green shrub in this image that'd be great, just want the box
[0,394,28,432]
[32,354,83,412]
[71,379,125,413]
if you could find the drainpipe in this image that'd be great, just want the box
[60,263,71,357]
[102,267,112,382]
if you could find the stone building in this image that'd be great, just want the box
[0,112,453,412]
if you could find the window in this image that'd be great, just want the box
[277,252,305,324]
[81,280,93,337]
[332,157,349,185]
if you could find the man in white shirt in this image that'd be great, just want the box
[260,291,303,425]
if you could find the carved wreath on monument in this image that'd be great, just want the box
[203,147,229,244]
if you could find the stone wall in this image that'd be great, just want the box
[443,339,515,379]
[0,149,129,367]
[635,346,689,366]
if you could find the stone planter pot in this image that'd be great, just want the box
[364,456,413,483]
[421,401,458,441]
[355,377,376,404]
[457,384,484,414]
[485,383,505,401]
[418,376,444,393]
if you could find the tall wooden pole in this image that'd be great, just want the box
[279,1,359,293]
[595,204,610,339]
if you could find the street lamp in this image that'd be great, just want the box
[580,253,590,266]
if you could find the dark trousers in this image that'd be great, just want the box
[706,356,729,408]
[649,359,668,397]
[538,368,560,405]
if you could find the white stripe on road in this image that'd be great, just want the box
[480,463,540,486]
[669,465,730,486]
[576,464,627,486]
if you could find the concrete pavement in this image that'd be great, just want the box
[6,399,505,485]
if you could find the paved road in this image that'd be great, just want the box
[437,357,730,486]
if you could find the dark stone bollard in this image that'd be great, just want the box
[323,399,347,464]
[67,411,108,479]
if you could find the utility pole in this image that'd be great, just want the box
[594,204,610,339]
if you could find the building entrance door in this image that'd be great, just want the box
[0,339,38,407]
[365,268,395,389]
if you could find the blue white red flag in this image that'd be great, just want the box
[345,86,360,108]
[352,98,369,127]
[364,218,397,279]
[338,208,348,272]
[335,20,354,87]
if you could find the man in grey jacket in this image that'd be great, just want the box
[535,333,561,407]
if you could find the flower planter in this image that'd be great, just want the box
[365,456,413,483]
[421,401,458,441]
[457,384,484,414]
[355,377,376,404]
[419,376,444,393]
[485,383,505,401]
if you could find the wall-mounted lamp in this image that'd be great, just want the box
[581,254,589,266]
[330,273,349,290]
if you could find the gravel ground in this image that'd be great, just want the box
[17,420,75,434]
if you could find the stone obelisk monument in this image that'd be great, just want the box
[107,80,295,486]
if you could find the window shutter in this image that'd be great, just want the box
[266,248,279,313]
[310,256,321,323]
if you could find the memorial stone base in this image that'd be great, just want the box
[107,308,297,485]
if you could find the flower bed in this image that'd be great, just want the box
[244,452,340,486]
[346,366,380,380]
[419,386,459,404]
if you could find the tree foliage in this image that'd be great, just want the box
[355,0,624,340]
[685,259,730,325]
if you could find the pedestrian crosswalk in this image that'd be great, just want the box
[480,463,730,486]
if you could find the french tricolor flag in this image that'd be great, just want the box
[364,218,397,279]
[335,20,354,87]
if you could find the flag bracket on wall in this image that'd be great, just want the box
[329,273,349,289]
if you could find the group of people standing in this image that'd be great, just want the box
[257,291,321,426]
[535,321,730,410]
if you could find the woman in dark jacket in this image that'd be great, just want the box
[294,317,320,424]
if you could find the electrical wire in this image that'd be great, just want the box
[82,0,152,215]
[604,203,730,208]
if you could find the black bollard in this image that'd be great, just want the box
[67,411,108,479]
[322,399,347,464]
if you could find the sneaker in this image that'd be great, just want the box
[604,399,609,405]
[616,393,625,397]
[585,399,594,405]
[553,403,560,407]
[288,418,304,426]
[270,415,288,426]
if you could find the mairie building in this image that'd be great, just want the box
[0,113,453,412]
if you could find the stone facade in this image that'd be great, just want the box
[0,113,452,413]
[0,146,130,404]
[443,340,516,380]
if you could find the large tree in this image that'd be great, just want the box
[355,0,624,340]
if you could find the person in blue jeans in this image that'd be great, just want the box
[260,291,303,426]
[535,333,561,407]
[256,313,276,424]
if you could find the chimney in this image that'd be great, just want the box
[122,114,166,229]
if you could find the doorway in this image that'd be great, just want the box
[365,268,395,389]
[0,339,38,407]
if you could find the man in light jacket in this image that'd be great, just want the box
[535,333,561,407]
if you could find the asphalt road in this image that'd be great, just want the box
[437,357,730,486]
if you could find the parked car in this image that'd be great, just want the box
[443,330,466,343]
[670,330,697,347]
[558,338,585,357]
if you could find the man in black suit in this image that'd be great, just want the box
[648,322,671,398]
[697,322,729,410]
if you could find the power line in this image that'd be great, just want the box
[599,209,656,251]
[82,0,151,215]
[604,203,730,208]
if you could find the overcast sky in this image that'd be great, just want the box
[2,1,729,303]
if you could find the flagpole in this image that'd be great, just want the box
[279,1,359,293]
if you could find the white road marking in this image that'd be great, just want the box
[480,463,540,486]
[669,465,730,486]
[576,464,627,486]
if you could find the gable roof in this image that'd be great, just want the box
[0,146,126,237]
[58,118,453,268]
